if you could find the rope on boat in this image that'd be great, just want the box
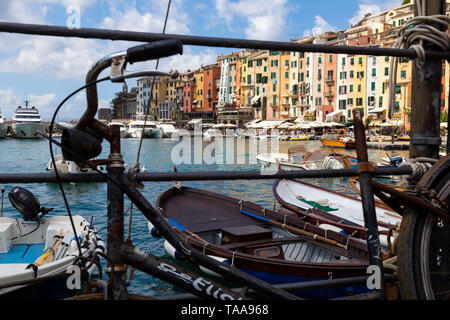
[399,159,434,181]
[388,0,450,119]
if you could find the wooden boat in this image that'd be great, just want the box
[321,134,355,149]
[0,187,104,299]
[273,179,402,242]
[153,186,383,299]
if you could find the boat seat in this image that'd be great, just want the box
[45,224,69,249]
[0,221,15,253]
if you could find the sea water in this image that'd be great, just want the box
[0,137,409,297]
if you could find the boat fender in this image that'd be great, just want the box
[199,255,229,278]
[319,224,347,235]
[96,240,105,253]
[164,240,186,261]
[148,221,162,238]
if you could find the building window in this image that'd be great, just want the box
[401,70,407,78]
[384,67,389,76]
[371,82,376,91]
[329,55,333,62]
[372,68,376,76]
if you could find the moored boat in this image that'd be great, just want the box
[0,110,7,138]
[11,104,45,139]
[152,186,389,299]
[321,134,355,149]
[0,187,104,299]
[126,120,163,139]
[45,155,106,173]
[273,178,402,242]
[157,123,178,138]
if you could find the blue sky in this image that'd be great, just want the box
[0,0,402,121]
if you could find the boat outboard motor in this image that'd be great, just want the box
[8,186,53,221]
[61,127,103,161]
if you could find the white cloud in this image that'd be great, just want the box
[100,1,190,35]
[0,88,58,120]
[213,0,292,41]
[348,1,403,27]
[303,15,337,38]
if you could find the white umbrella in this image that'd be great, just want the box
[325,122,345,127]
[278,122,294,129]
[212,123,225,128]
[224,123,237,128]
[440,122,448,128]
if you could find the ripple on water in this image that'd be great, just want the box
[0,137,410,296]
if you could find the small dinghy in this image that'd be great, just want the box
[46,155,109,174]
[152,186,385,299]
[273,179,402,242]
[0,187,104,299]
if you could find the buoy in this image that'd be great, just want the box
[319,224,347,235]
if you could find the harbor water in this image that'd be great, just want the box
[0,137,409,297]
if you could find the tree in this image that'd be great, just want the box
[402,0,411,5]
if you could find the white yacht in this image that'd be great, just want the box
[157,123,178,138]
[126,120,162,139]
[11,104,45,139]
[0,109,7,138]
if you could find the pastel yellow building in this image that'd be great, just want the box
[193,68,203,110]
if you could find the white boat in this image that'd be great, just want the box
[11,105,45,139]
[45,155,105,173]
[126,120,162,139]
[256,150,328,170]
[157,123,178,138]
[273,178,402,245]
[109,121,130,138]
[0,187,104,298]
[0,109,7,138]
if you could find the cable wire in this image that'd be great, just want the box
[47,76,110,257]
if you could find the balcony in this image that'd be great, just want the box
[324,91,334,97]
[325,77,335,85]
